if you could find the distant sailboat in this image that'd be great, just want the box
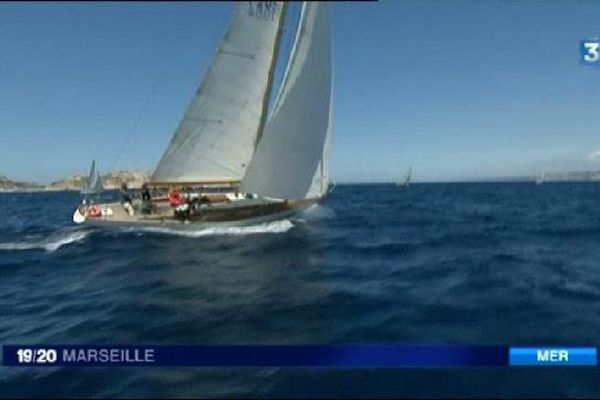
[81,160,104,195]
[398,165,412,187]
[73,2,333,228]
[536,170,546,185]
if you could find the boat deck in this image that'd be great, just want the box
[76,196,310,229]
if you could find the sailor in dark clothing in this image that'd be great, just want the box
[120,182,132,202]
[141,183,151,202]
[120,182,134,216]
[140,183,153,214]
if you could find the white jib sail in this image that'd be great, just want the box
[152,2,287,184]
[241,2,333,200]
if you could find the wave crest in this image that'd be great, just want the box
[0,230,89,253]
[298,204,336,220]
[122,219,295,238]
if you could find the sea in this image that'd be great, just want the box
[2,182,600,398]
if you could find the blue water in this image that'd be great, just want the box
[2,183,600,398]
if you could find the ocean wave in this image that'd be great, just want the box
[120,219,295,238]
[299,204,336,220]
[0,230,89,252]
[532,225,600,238]
[342,240,414,256]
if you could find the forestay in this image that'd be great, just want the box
[241,2,333,200]
[152,2,287,184]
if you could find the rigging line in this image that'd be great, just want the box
[107,65,167,175]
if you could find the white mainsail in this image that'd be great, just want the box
[241,2,333,200]
[152,2,287,184]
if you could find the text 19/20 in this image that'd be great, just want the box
[16,348,57,364]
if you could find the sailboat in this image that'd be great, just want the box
[535,170,546,185]
[80,160,104,195]
[397,165,412,187]
[73,1,333,228]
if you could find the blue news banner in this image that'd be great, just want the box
[2,345,597,367]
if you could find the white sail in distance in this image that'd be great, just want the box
[536,170,546,185]
[399,165,412,186]
[88,160,96,189]
[241,2,333,200]
[91,168,103,192]
[82,160,103,193]
[152,2,287,184]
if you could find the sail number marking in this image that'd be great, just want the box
[248,1,278,22]
[580,39,600,66]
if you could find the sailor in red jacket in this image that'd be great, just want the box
[168,188,185,207]
[168,187,190,220]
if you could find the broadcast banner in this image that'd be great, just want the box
[3,345,597,367]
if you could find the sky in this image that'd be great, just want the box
[1,0,600,183]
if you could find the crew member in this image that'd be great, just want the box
[120,182,134,216]
[168,187,190,220]
[140,183,153,214]
[168,187,184,207]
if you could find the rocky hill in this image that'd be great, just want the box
[101,170,152,189]
[46,175,87,191]
[0,170,152,192]
[0,175,44,192]
[538,170,600,182]
[47,170,152,191]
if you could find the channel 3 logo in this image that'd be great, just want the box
[580,39,600,67]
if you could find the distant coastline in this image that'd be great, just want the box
[435,170,600,184]
[0,170,151,193]
[3,169,600,192]
[335,170,600,185]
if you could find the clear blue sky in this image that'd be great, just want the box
[1,1,600,183]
